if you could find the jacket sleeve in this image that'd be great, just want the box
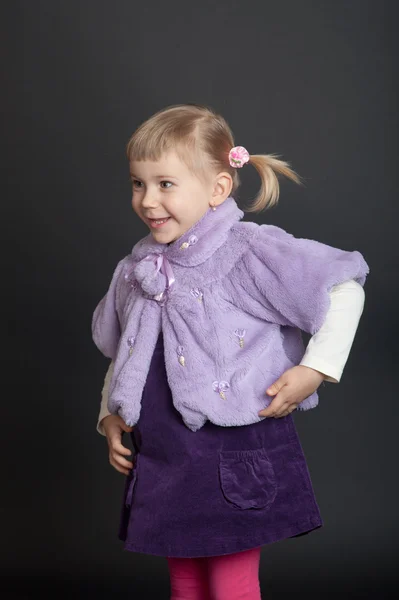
[244,224,370,335]
[91,258,126,359]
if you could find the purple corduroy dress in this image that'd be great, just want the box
[118,331,323,558]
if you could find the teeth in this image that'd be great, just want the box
[154,218,168,224]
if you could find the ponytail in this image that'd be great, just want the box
[243,154,303,212]
[125,103,302,213]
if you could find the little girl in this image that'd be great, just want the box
[92,103,369,600]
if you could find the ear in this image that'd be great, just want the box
[212,171,233,206]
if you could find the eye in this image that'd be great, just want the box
[160,181,173,189]
[132,179,142,189]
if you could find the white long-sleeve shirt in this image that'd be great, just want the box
[96,279,365,436]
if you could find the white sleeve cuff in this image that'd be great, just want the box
[299,279,365,383]
[96,361,114,436]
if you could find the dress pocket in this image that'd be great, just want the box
[218,448,277,510]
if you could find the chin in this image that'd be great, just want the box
[153,226,182,243]
[151,230,176,244]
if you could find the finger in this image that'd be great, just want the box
[121,422,134,432]
[277,410,289,418]
[110,452,134,471]
[267,380,286,396]
[276,404,297,418]
[259,404,277,417]
[110,438,132,456]
[270,400,290,418]
[259,398,286,417]
[109,458,131,476]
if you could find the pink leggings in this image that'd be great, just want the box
[167,546,262,600]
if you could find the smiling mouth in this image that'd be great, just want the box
[148,217,171,228]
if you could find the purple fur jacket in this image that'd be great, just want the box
[92,196,369,432]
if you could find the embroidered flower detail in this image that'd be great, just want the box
[234,328,246,348]
[127,336,135,356]
[190,287,203,302]
[177,345,185,366]
[124,272,138,290]
[212,380,230,400]
[180,234,198,250]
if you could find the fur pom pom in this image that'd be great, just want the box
[134,258,167,295]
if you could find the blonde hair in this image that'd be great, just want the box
[126,103,302,213]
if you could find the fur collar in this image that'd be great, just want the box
[129,196,244,299]
[131,196,244,267]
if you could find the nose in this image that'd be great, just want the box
[140,192,159,209]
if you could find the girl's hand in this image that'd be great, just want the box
[101,415,134,475]
[258,366,325,418]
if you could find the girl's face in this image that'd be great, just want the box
[130,151,216,244]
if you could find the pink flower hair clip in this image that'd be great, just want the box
[229,146,250,168]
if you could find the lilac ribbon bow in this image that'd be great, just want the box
[144,253,175,304]
[126,252,176,306]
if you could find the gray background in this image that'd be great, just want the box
[3,0,397,598]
